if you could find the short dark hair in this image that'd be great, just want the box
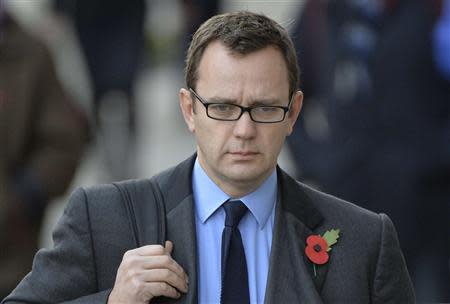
[185,11,300,97]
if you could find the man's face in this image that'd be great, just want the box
[180,41,303,197]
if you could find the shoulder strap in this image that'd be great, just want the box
[112,177,166,247]
[149,177,167,246]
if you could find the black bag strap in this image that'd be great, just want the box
[112,177,166,247]
[149,177,167,246]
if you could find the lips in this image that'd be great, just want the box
[228,151,259,161]
[229,151,258,156]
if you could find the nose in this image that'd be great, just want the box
[233,111,257,139]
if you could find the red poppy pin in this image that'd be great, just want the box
[305,229,340,276]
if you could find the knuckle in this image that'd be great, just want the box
[128,255,139,265]
[122,250,131,260]
[123,256,137,269]
[143,244,165,255]
[154,245,165,255]
[161,282,171,292]
[161,268,172,279]
[161,255,171,265]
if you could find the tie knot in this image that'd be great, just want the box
[223,200,247,228]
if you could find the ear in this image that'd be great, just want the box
[286,90,303,135]
[179,88,196,133]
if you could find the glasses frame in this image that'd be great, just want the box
[189,88,293,123]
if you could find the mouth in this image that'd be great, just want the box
[229,150,258,155]
[228,151,259,160]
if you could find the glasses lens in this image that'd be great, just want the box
[251,107,285,122]
[208,104,241,120]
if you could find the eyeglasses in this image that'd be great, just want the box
[189,88,293,123]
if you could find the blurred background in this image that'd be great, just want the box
[0,0,449,302]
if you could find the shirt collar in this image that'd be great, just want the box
[192,158,277,229]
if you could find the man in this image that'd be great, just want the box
[3,11,414,303]
[0,5,88,298]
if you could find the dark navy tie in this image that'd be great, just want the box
[220,200,250,304]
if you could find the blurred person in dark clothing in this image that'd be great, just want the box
[54,0,146,180]
[54,0,145,134]
[182,0,220,51]
[0,6,88,298]
[288,0,450,301]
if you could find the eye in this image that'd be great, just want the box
[256,106,278,113]
[210,104,234,112]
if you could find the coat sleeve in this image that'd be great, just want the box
[371,213,416,303]
[2,188,111,304]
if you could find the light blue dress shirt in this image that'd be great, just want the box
[192,159,277,304]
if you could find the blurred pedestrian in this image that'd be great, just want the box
[182,0,220,51]
[0,6,88,298]
[288,0,450,301]
[54,0,146,180]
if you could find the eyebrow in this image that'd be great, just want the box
[250,99,281,106]
[206,96,282,106]
[206,97,237,104]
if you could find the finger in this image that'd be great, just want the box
[145,282,181,299]
[140,255,188,285]
[163,241,188,283]
[123,245,189,284]
[142,269,188,293]
[132,244,166,256]
[131,240,174,256]
[165,240,173,255]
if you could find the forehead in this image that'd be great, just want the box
[196,41,290,100]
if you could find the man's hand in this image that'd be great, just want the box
[108,241,189,304]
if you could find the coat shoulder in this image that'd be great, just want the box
[296,181,389,252]
[298,182,381,225]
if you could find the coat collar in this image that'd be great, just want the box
[276,166,323,230]
[151,154,198,303]
[159,154,324,228]
[264,167,328,303]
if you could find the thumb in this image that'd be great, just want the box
[165,240,174,255]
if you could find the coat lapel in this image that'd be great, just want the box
[143,155,199,304]
[165,194,198,304]
[264,168,328,303]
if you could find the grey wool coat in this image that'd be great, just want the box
[3,155,415,303]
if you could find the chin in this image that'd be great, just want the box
[224,166,269,184]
